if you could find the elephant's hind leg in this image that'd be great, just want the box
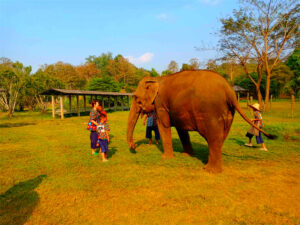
[176,128,194,156]
[203,137,224,173]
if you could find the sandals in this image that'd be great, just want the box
[244,143,253,147]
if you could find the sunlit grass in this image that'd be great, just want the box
[0,101,299,224]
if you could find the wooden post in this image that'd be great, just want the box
[237,92,240,102]
[60,96,64,119]
[69,95,72,113]
[52,95,55,119]
[250,96,253,105]
[121,96,124,111]
[76,95,80,116]
[291,95,295,118]
[114,96,117,111]
[247,92,249,105]
[84,95,86,112]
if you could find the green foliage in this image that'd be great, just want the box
[86,52,113,77]
[286,49,300,96]
[0,58,31,116]
[180,63,193,71]
[234,73,281,98]
[87,76,122,92]
[161,70,172,76]
[149,68,160,77]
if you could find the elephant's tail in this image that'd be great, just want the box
[232,101,277,140]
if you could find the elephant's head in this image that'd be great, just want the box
[127,76,159,149]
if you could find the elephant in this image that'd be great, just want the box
[127,70,276,173]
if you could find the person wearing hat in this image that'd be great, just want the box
[245,103,268,151]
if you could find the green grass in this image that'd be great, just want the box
[0,101,300,225]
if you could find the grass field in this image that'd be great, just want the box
[0,101,300,225]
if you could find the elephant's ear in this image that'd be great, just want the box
[144,80,159,107]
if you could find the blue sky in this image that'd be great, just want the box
[0,0,239,73]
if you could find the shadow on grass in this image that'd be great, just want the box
[0,175,47,225]
[133,138,209,164]
[107,146,117,159]
[229,138,245,146]
[0,122,36,128]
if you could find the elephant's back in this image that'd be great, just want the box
[160,70,235,125]
[162,70,233,94]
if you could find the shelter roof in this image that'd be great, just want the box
[233,85,247,92]
[40,88,133,96]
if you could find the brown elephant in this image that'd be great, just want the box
[127,70,276,173]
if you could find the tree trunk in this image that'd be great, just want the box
[8,109,13,118]
[264,69,271,110]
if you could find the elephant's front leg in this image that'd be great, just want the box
[156,110,174,158]
[176,128,194,156]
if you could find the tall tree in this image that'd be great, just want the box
[76,62,101,82]
[43,62,85,89]
[189,58,200,70]
[0,58,31,117]
[107,55,137,85]
[167,60,179,73]
[149,68,160,77]
[286,48,300,95]
[86,52,113,77]
[220,0,299,109]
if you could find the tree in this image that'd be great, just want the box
[181,63,194,71]
[86,52,113,77]
[149,68,160,77]
[189,58,200,70]
[106,55,137,85]
[43,62,85,89]
[167,60,179,73]
[0,58,31,117]
[76,62,101,82]
[161,69,172,75]
[32,69,64,112]
[286,48,300,95]
[220,0,299,109]
[88,76,122,92]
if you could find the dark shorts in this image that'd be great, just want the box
[90,131,99,149]
[98,139,109,153]
[146,126,160,140]
[246,132,264,144]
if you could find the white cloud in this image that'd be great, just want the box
[198,0,222,6]
[156,13,168,21]
[126,53,154,65]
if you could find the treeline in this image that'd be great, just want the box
[0,53,159,117]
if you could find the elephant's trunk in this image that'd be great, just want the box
[127,98,140,149]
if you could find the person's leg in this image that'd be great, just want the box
[245,133,253,147]
[90,132,98,154]
[256,133,268,151]
[146,126,153,144]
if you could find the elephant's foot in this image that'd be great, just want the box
[129,142,136,150]
[203,163,222,174]
[162,153,174,159]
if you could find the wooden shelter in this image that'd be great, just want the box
[40,88,133,119]
[232,85,248,102]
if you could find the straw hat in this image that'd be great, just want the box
[249,103,260,111]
